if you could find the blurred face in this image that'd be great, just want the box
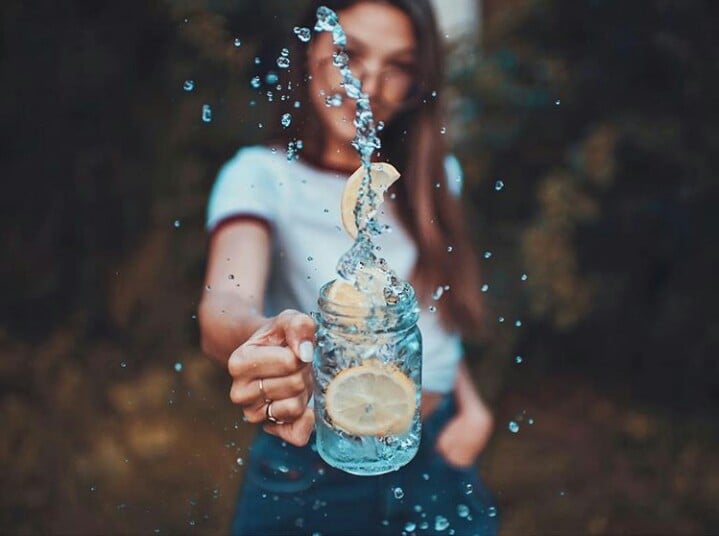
[307,2,418,150]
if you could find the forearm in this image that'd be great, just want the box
[454,359,489,418]
[198,289,267,366]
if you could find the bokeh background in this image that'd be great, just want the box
[1,0,717,534]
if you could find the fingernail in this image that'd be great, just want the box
[298,341,314,363]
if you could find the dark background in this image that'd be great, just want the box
[1,0,717,534]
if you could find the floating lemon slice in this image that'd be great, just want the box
[341,163,401,239]
[325,359,417,436]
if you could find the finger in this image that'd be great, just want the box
[228,344,305,380]
[229,368,312,406]
[261,367,313,401]
[263,408,315,447]
[242,390,310,425]
[275,310,316,363]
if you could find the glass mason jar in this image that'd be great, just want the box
[312,280,422,476]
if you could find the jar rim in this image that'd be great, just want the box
[317,279,419,329]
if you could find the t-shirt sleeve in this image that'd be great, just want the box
[444,154,464,198]
[206,147,281,232]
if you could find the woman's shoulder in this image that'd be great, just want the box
[223,144,284,169]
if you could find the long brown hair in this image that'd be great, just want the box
[274,0,484,339]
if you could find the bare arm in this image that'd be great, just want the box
[197,216,316,446]
[435,359,494,467]
[198,218,272,365]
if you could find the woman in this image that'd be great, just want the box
[199,1,498,534]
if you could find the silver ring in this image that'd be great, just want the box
[265,401,285,425]
[258,378,270,403]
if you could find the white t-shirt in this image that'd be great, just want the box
[206,146,463,393]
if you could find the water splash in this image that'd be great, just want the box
[294,26,312,42]
[313,5,406,305]
[201,104,212,123]
[434,515,450,531]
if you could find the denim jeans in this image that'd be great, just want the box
[231,393,499,535]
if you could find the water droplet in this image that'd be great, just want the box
[422,473,430,481]
[521,273,528,281]
[457,504,470,518]
[447,246,453,253]
[201,104,212,123]
[258,122,263,129]
[515,320,522,327]
[440,127,447,134]
[404,521,416,532]
[183,80,195,92]
[481,284,489,292]
[281,113,292,128]
[381,519,389,527]
[555,98,561,106]
[254,56,261,65]
[419,522,429,530]
[464,483,474,495]
[233,37,242,47]
[528,417,535,425]
[325,93,343,107]
[250,76,261,89]
[435,182,441,189]
[488,506,498,517]
[498,316,505,323]
[120,361,127,368]
[293,26,312,42]
[307,256,313,261]
[508,420,519,433]
[428,305,437,313]
[174,219,181,228]
[515,355,523,364]
[393,487,404,499]
[236,457,244,465]
[494,180,505,191]
[294,100,301,108]
[280,47,289,57]
[265,72,279,85]
[377,121,385,131]
[434,515,449,531]
[483,251,492,259]
[174,362,183,372]
[432,286,444,300]
[277,56,290,69]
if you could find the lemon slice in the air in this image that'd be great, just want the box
[341,163,401,239]
[325,359,417,436]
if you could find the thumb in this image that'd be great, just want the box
[276,309,316,363]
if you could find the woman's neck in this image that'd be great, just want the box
[320,138,361,174]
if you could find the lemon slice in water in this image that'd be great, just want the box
[325,359,416,436]
[341,163,400,239]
